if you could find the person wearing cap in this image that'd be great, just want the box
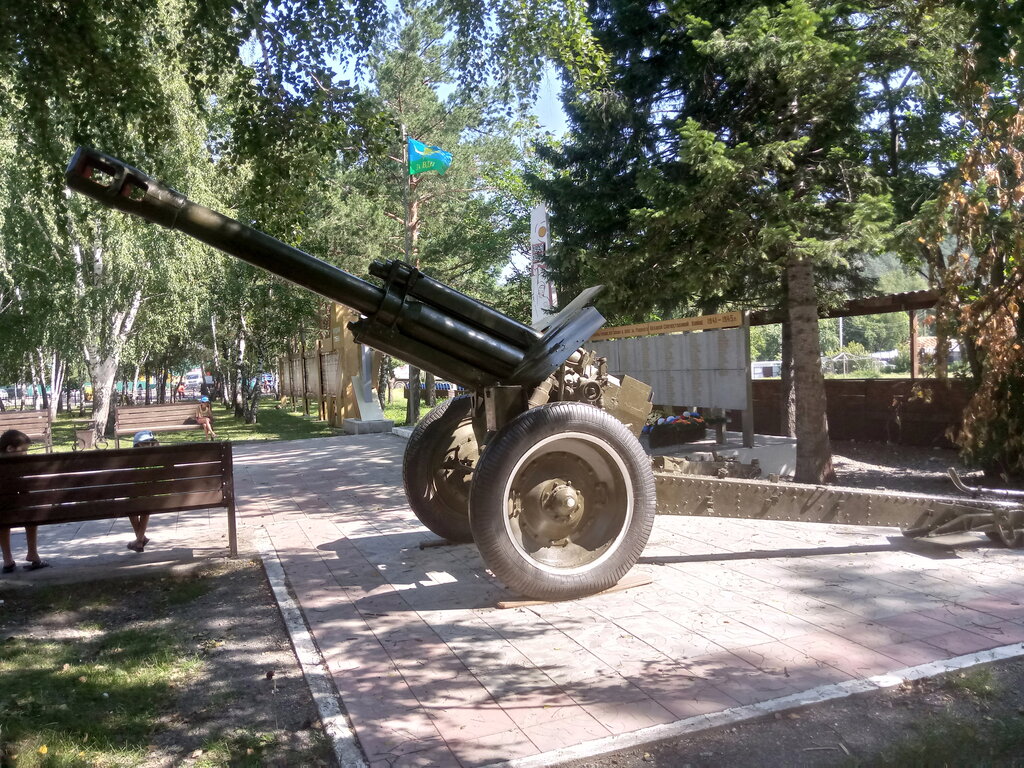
[127,430,160,552]
[1,429,48,572]
[195,396,217,440]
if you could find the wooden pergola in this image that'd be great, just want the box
[749,289,939,379]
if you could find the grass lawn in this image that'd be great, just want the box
[0,562,330,767]
[33,391,427,454]
[33,389,451,453]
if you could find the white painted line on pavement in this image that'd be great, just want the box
[256,529,368,768]
[493,642,1024,768]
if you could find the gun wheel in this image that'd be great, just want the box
[403,396,478,543]
[470,402,656,601]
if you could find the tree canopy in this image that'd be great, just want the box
[2,0,1023,481]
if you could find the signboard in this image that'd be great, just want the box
[529,205,557,325]
[591,311,743,340]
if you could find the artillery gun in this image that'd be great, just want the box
[66,147,657,601]
[66,148,1023,602]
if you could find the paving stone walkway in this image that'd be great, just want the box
[9,433,1024,767]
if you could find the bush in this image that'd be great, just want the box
[890,344,911,374]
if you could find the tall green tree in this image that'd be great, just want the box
[1,0,606,433]
[302,3,537,423]
[0,0,230,435]
[922,47,1024,478]
[532,1,970,483]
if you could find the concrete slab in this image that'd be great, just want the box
[229,435,1021,767]
[643,429,797,477]
[342,418,394,435]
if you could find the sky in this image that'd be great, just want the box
[533,66,568,136]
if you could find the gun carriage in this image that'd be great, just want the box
[66,148,1024,602]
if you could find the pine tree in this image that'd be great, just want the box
[532,1,968,483]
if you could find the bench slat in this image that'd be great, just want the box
[117,404,197,412]
[0,443,224,475]
[118,406,197,414]
[118,417,198,425]
[14,491,226,525]
[3,475,224,508]
[116,424,202,434]
[3,462,223,492]
[119,412,198,422]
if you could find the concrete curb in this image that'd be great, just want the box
[493,642,1024,768]
[256,528,368,768]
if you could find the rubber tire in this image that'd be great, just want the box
[403,396,478,543]
[469,402,657,601]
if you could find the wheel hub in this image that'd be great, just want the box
[541,480,584,523]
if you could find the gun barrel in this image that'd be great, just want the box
[174,204,527,374]
[65,147,532,385]
[177,201,385,317]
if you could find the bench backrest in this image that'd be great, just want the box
[0,410,52,451]
[116,403,199,431]
[0,442,233,526]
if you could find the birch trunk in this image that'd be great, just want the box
[210,313,228,403]
[81,288,144,441]
[45,351,66,419]
[233,313,247,418]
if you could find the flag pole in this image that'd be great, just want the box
[400,124,420,425]
[401,123,412,262]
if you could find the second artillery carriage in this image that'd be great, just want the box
[66,148,1023,602]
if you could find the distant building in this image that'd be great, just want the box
[752,361,781,379]
[917,336,963,364]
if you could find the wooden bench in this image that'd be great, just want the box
[0,442,237,556]
[0,410,52,452]
[115,402,204,447]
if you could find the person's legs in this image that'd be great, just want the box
[24,525,46,567]
[127,515,150,551]
[1,527,15,572]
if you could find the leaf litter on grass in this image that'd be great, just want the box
[0,559,333,767]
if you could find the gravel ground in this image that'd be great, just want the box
[829,440,977,496]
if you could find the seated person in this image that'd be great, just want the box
[195,396,217,440]
[1,429,48,572]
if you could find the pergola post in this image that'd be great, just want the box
[909,309,919,379]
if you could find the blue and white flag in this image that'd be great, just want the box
[408,138,452,175]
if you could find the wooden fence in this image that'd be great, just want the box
[729,378,972,447]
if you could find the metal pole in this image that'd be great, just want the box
[402,124,412,262]
[742,311,754,448]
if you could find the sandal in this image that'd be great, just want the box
[23,560,50,571]
[2,563,15,574]
[127,542,146,553]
